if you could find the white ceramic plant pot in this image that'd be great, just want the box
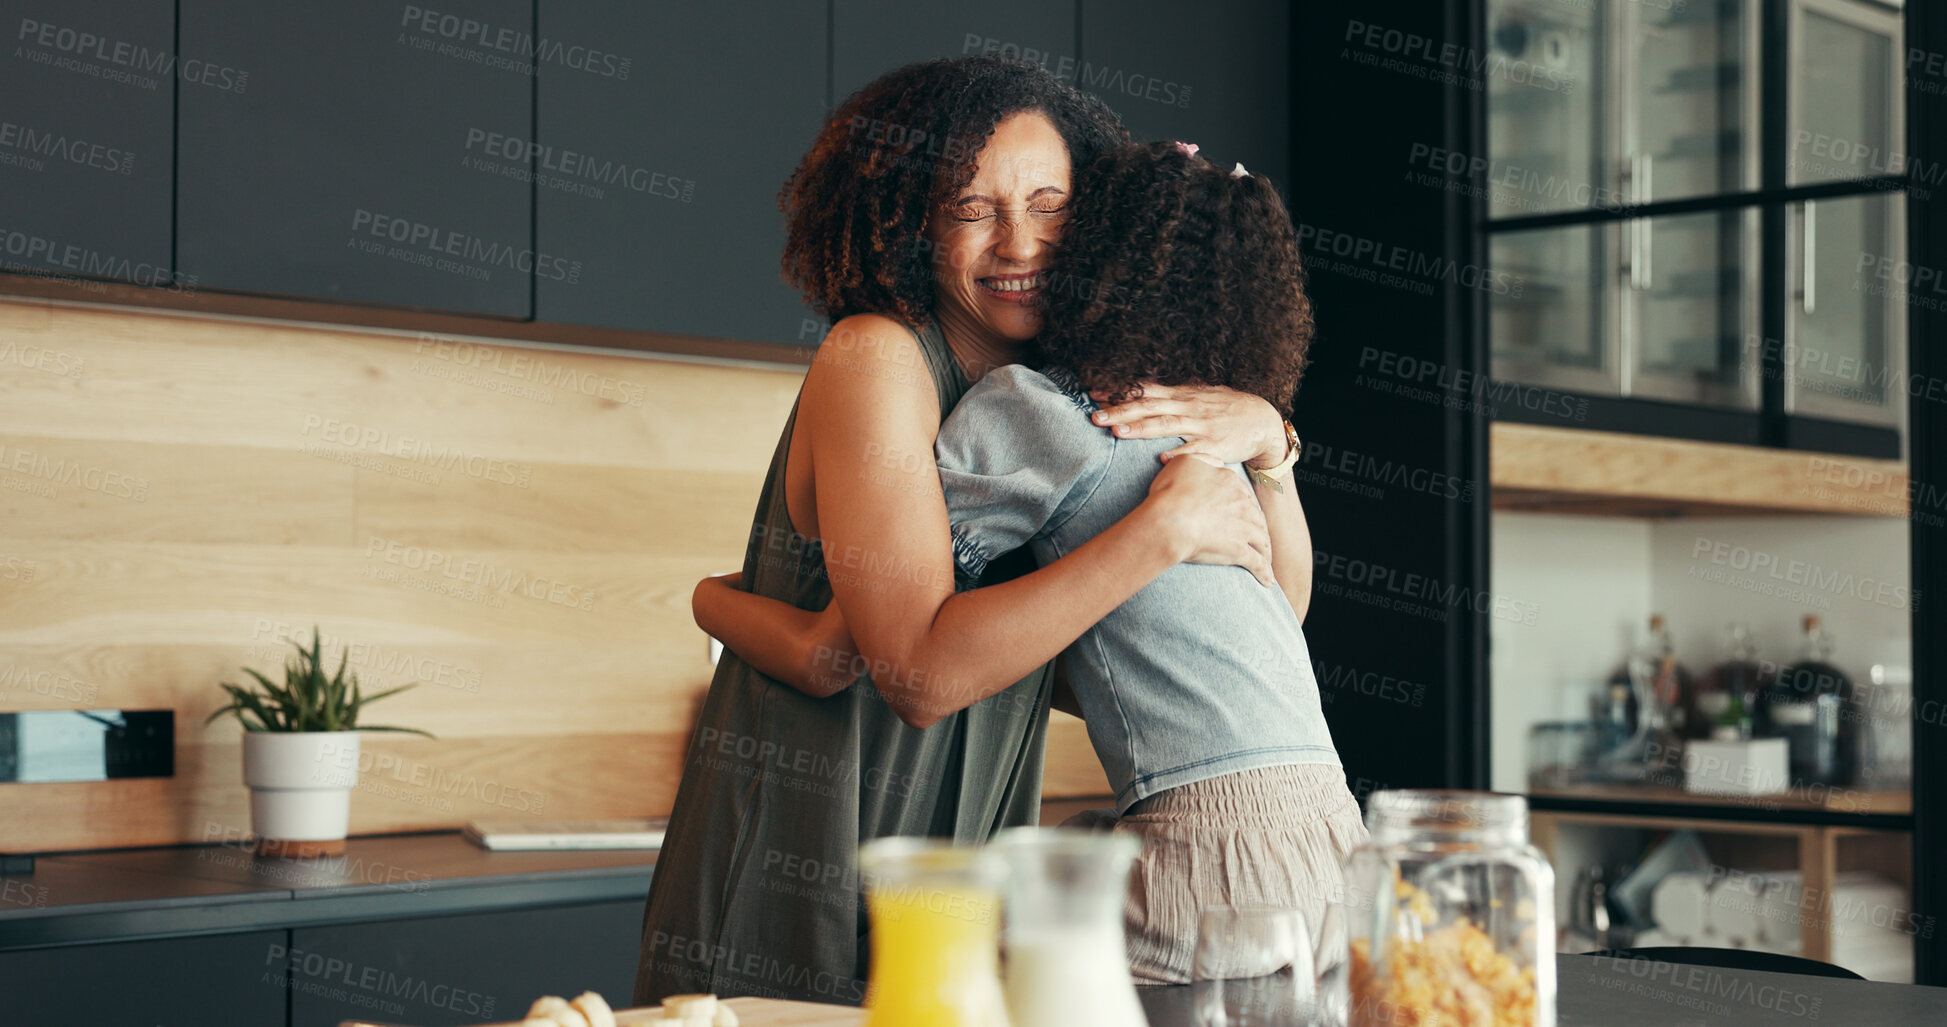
[242,731,359,852]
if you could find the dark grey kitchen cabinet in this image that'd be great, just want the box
[0,0,174,288]
[0,929,287,1024]
[533,2,825,345]
[833,0,1286,193]
[288,900,643,1027]
[176,0,536,317]
[832,0,1077,101]
[1080,0,1290,193]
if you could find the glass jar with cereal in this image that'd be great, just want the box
[1336,791,1556,1027]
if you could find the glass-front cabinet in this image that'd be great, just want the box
[1786,0,1907,429]
[1491,226,1615,395]
[1788,192,1906,427]
[1485,0,1601,220]
[1626,208,1761,407]
[1484,0,1907,448]
[1624,0,1759,205]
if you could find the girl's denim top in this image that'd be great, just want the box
[936,364,1341,814]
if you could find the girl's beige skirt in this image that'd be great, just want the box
[1063,762,1369,985]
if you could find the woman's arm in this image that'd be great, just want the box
[697,573,1093,719]
[693,572,858,697]
[1087,384,1313,618]
[1251,477,1314,623]
[796,316,1271,730]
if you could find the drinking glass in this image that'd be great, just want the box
[1192,905,1315,1027]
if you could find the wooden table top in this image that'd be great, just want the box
[432,996,865,1027]
[423,952,1947,1027]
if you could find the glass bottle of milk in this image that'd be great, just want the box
[992,829,1148,1027]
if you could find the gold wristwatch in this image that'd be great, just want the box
[1245,419,1302,492]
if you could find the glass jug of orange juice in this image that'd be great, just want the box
[858,837,1011,1027]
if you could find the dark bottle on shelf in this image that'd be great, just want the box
[1588,658,1635,771]
[1755,615,1859,788]
[1593,663,1640,757]
[1635,614,1693,784]
[1697,622,1767,740]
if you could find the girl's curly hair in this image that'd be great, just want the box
[780,55,1127,325]
[1029,142,1314,416]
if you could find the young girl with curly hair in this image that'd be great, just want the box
[704,140,1362,984]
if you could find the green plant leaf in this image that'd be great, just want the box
[230,689,285,734]
[310,626,325,699]
[346,672,365,728]
[353,682,418,708]
[326,661,351,731]
[212,626,431,737]
[212,683,262,730]
[355,725,439,739]
[203,701,245,727]
[321,666,345,732]
[206,682,269,728]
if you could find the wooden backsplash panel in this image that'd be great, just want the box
[0,298,1109,852]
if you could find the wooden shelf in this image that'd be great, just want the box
[1529,783,1911,817]
[1491,423,1908,518]
[1532,809,1913,965]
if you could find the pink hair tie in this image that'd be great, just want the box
[1172,140,1199,158]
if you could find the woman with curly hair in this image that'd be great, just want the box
[635,58,1298,1006]
[709,140,1361,985]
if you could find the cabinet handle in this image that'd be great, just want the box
[1626,220,1640,291]
[1624,154,1654,291]
[1637,156,1652,290]
[1640,219,1652,291]
[1801,201,1817,315]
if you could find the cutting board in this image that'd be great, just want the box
[413,996,867,1027]
[621,999,865,1025]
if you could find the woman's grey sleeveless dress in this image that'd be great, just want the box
[633,321,1055,1008]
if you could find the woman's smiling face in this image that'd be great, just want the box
[924,110,1073,345]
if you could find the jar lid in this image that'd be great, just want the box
[1367,790,1528,843]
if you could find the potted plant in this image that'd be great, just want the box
[206,626,434,857]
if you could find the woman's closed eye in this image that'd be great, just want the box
[950,202,1067,223]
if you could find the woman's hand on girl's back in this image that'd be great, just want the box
[1142,454,1276,587]
[1089,383,1289,468]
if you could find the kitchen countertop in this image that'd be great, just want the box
[448,952,1947,1026]
[11,840,1946,1023]
[1142,952,1947,1025]
[0,831,656,952]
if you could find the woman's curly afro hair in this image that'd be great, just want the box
[1030,142,1314,417]
[780,55,1127,326]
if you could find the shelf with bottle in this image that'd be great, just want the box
[1526,613,1909,821]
